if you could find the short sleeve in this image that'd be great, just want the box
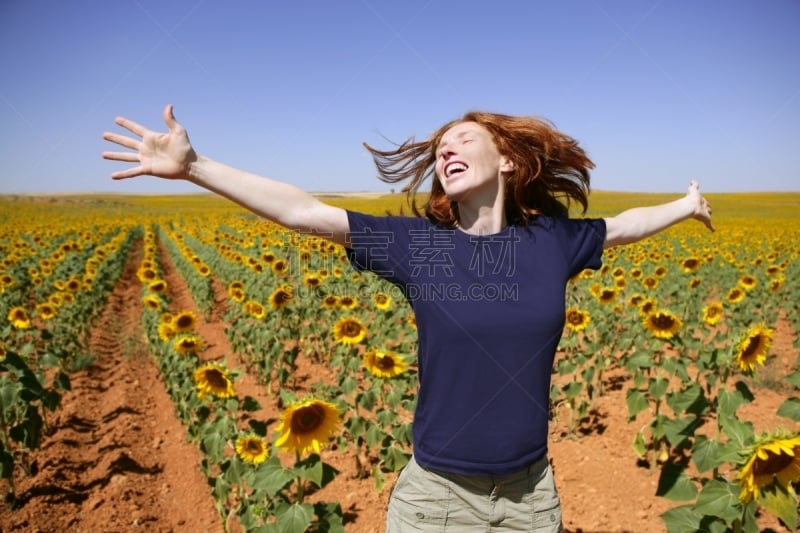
[560,218,606,276]
[344,210,425,285]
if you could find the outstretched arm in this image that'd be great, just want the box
[603,180,714,248]
[102,104,350,245]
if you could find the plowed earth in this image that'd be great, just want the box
[0,236,795,533]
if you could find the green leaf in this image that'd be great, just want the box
[777,397,800,422]
[632,430,647,458]
[626,389,649,420]
[719,414,754,448]
[786,370,800,390]
[649,377,670,400]
[663,415,702,449]
[275,502,314,533]
[294,453,323,486]
[666,384,708,417]
[660,505,703,533]
[294,453,339,489]
[357,390,376,411]
[562,380,583,400]
[656,462,698,501]
[254,456,294,496]
[759,482,798,531]
[339,376,357,395]
[365,423,386,448]
[380,445,410,472]
[313,501,345,533]
[691,436,722,473]
[693,479,741,523]
[625,351,654,371]
[376,408,397,427]
[717,388,750,418]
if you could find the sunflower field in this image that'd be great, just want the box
[1,191,799,532]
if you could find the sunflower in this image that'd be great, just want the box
[143,294,162,311]
[638,298,657,317]
[737,431,800,503]
[271,259,289,275]
[565,307,591,332]
[173,310,198,332]
[0,343,6,361]
[596,287,617,304]
[769,276,784,292]
[36,302,56,321]
[641,276,659,290]
[173,334,204,355]
[332,317,367,345]
[406,314,417,330]
[193,363,236,399]
[303,272,322,290]
[643,309,682,340]
[275,398,341,457]
[726,287,746,304]
[734,323,773,374]
[680,257,702,273]
[229,288,246,303]
[235,434,269,465]
[244,300,266,319]
[364,350,408,378]
[338,295,359,310]
[158,322,177,342]
[228,280,245,294]
[321,294,339,309]
[137,267,157,283]
[269,285,293,309]
[738,275,758,291]
[627,293,645,308]
[372,292,392,310]
[702,301,724,326]
[7,307,31,329]
[148,279,168,294]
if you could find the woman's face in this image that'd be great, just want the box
[434,121,512,203]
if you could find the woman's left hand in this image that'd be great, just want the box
[686,180,714,232]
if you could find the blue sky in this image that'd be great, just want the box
[1,0,798,195]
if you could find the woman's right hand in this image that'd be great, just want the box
[102,104,196,181]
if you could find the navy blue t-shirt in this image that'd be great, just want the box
[345,210,606,476]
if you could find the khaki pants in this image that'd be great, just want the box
[386,455,563,532]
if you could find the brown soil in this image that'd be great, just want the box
[0,237,796,533]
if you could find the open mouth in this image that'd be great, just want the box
[445,162,467,178]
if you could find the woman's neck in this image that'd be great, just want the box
[456,202,507,235]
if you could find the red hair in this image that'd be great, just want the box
[364,112,593,225]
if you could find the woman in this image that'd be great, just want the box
[103,105,713,532]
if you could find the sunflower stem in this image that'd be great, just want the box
[295,450,304,504]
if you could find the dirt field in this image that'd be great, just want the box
[0,235,795,533]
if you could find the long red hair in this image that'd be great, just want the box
[364,112,593,226]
